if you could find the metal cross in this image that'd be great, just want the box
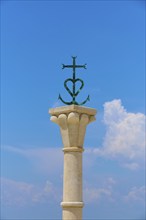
[58,56,90,105]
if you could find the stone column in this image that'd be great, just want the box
[49,105,96,220]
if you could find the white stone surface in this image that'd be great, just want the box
[49,105,96,220]
[49,104,97,116]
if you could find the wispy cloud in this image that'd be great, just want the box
[122,162,140,171]
[84,177,116,203]
[2,145,63,175]
[1,177,61,207]
[124,186,146,203]
[84,187,112,203]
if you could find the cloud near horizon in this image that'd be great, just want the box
[1,99,145,208]
[1,176,145,208]
[1,177,61,207]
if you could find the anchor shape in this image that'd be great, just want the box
[58,56,90,105]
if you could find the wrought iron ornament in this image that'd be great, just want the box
[58,56,90,105]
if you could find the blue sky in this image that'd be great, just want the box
[1,1,145,219]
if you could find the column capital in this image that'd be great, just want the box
[49,105,97,148]
[49,105,97,116]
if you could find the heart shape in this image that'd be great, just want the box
[64,78,84,97]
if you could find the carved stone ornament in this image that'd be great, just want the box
[49,105,96,149]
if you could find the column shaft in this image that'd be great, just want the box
[49,105,97,220]
[61,150,83,220]
[63,151,82,201]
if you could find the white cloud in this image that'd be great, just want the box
[94,99,145,169]
[122,162,140,171]
[124,186,146,203]
[84,187,112,203]
[84,177,116,203]
[1,177,60,207]
[1,177,34,206]
[106,177,116,189]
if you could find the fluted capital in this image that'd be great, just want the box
[49,105,97,148]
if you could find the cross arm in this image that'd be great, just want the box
[62,64,87,69]
[62,64,74,69]
[75,64,87,69]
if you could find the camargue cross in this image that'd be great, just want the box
[58,56,90,105]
